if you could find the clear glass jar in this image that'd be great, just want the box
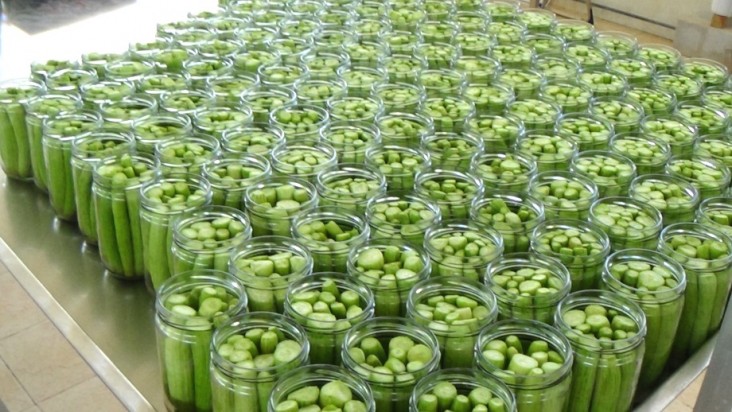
[294,78,347,109]
[486,253,571,324]
[595,31,638,58]
[410,369,517,412]
[696,197,732,238]
[302,50,350,81]
[221,123,285,157]
[497,68,545,100]
[320,122,380,164]
[602,249,686,388]
[258,62,308,89]
[155,133,221,177]
[640,114,698,157]
[484,0,520,22]
[71,130,135,245]
[516,134,578,172]
[284,272,375,364]
[421,96,476,134]
[241,87,297,124]
[531,219,611,290]
[156,270,247,412]
[103,60,155,83]
[210,312,309,412]
[81,80,136,109]
[608,58,655,86]
[552,19,595,44]
[81,51,128,78]
[415,170,484,219]
[93,154,156,279]
[555,290,647,412]
[0,79,44,180]
[132,114,192,155]
[381,54,427,85]
[316,164,387,213]
[171,206,252,275]
[270,140,338,183]
[637,44,682,72]
[342,318,441,412]
[270,104,330,142]
[626,87,676,116]
[373,82,425,114]
[45,68,98,95]
[99,93,158,125]
[203,155,271,210]
[192,106,253,139]
[424,219,504,282]
[694,134,732,168]
[25,94,82,192]
[420,131,483,172]
[529,171,598,220]
[675,103,730,136]
[41,110,103,222]
[471,191,545,253]
[206,74,259,107]
[30,58,78,82]
[183,58,235,90]
[466,114,525,153]
[589,196,663,250]
[681,57,729,88]
[702,88,732,117]
[525,33,566,56]
[365,145,430,191]
[365,192,441,247]
[136,74,189,101]
[377,112,434,148]
[244,176,319,237]
[454,56,501,86]
[569,150,637,198]
[292,206,370,272]
[608,133,670,175]
[470,152,537,193]
[629,174,700,226]
[140,174,212,290]
[408,276,498,368]
[475,319,573,412]
[418,68,466,97]
[555,113,613,152]
[506,99,560,133]
[229,236,314,312]
[337,66,388,97]
[654,73,703,102]
[665,156,731,201]
[269,365,376,412]
[232,49,281,76]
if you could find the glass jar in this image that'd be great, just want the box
[81,51,128,78]
[539,80,591,112]
[484,0,520,22]
[578,71,627,98]
[637,43,682,72]
[221,123,285,157]
[694,134,732,168]
[529,171,598,220]
[241,87,297,124]
[424,219,504,282]
[552,19,595,44]
[270,104,330,142]
[269,365,376,412]
[156,270,247,412]
[316,164,387,213]
[270,140,338,183]
[696,197,732,237]
[608,133,670,175]
[475,319,573,412]
[629,174,700,226]
[140,174,212,290]
[210,312,309,412]
[702,88,732,117]
[415,170,484,219]
[525,33,566,56]
[81,80,137,109]
[41,110,103,221]
[192,107,253,139]
[471,191,545,253]
[365,145,430,191]
[136,74,189,101]
[244,176,319,237]
[203,155,271,209]
[420,131,483,172]
[206,74,259,107]
[506,99,560,133]
[132,114,192,155]
[284,272,375,364]
[665,156,731,201]
[302,50,350,81]
[71,130,135,245]
[640,114,698,157]
[347,239,431,317]
[555,290,647,412]
[292,206,370,272]
[99,93,158,125]
[171,206,252,275]
[155,133,221,177]
[93,154,157,279]
[377,112,434,148]
[337,66,388,97]
[373,82,425,114]
[681,57,729,88]
[470,152,537,193]
[531,219,611,291]
[0,80,43,177]
[569,150,637,198]
[626,87,676,116]
[365,192,441,247]
[491,44,535,69]
[45,68,99,95]
[104,60,156,83]
[342,318,441,412]
[486,253,571,324]
[463,82,513,116]
[420,96,476,134]
[320,122,380,164]
[229,236,314,313]
[595,31,638,58]
[555,113,613,152]
[408,276,498,368]
[25,94,82,192]
[589,196,663,251]
[534,54,582,82]
[498,68,545,100]
[327,95,384,124]
[294,78,347,109]
[602,249,686,388]
[466,114,525,153]
[654,73,703,102]
[516,134,578,172]
[410,368,516,412]
[675,103,730,136]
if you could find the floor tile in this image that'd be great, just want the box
[0,321,94,403]
[37,377,125,412]
[0,273,46,340]
[0,357,33,411]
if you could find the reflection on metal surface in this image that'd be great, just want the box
[3,0,135,34]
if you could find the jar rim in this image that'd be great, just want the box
[601,248,687,301]
[485,252,572,306]
[530,218,611,266]
[228,235,314,285]
[347,239,432,291]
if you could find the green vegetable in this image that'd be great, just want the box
[564,44,608,70]
[241,87,297,124]
[629,174,700,226]
[417,68,466,96]
[694,136,732,169]
[578,71,627,97]
[244,177,318,237]
[525,33,565,55]
[99,94,158,125]
[45,68,98,94]
[377,112,434,148]
[365,193,441,246]
[528,171,598,220]
[553,19,595,43]
[374,82,425,114]
[491,44,534,68]
[295,79,347,109]
[539,81,590,112]
[588,197,663,250]
[80,80,136,109]
[203,155,271,209]
[207,74,258,106]
[681,58,729,87]
[665,157,731,201]
[424,220,503,282]
[595,32,638,58]
[506,99,560,132]
[654,74,702,101]
[471,152,537,193]
[471,193,544,253]
[270,365,375,412]
[516,134,577,172]
[637,44,681,72]
[608,134,670,175]
[316,164,386,213]
[136,74,188,99]
[696,197,732,237]
[221,123,284,157]
[421,132,483,172]
[365,145,430,191]
[132,114,192,155]
[463,84,513,115]
[271,142,338,183]
[415,43,459,70]
[103,60,154,83]
[192,107,253,139]
[156,134,220,177]
[569,151,636,197]
[415,170,483,219]
[675,104,729,135]
[465,114,524,152]
[338,66,388,98]
[555,114,612,151]
[487,21,525,44]
[626,87,676,116]
[497,68,544,99]
[0,80,43,180]
[608,58,655,86]
[421,97,475,134]
[411,369,516,412]
[321,123,380,164]
[258,63,306,88]
[640,115,698,157]
[328,96,383,123]
[183,58,234,89]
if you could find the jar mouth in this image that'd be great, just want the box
[293,208,370,246]
[365,192,442,230]
[43,110,104,140]
[172,207,251,253]
[602,248,687,301]
[589,196,663,240]
[244,177,318,216]
[476,319,573,388]
[271,142,338,173]
[71,132,134,160]
[531,218,611,266]
[315,164,387,199]
[415,170,485,202]
[202,155,272,188]
[229,237,314,286]
[471,192,545,228]
[570,150,637,186]
[555,290,647,351]
[421,132,485,159]
[347,240,432,291]
[486,252,572,306]
[666,157,732,188]
[92,153,156,189]
[155,134,221,164]
[27,94,82,117]
[410,369,515,412]
[629,174,700,207]
[0,79,45,104]
[529,171,599,211]
[424,220,504,267]
[659,222,732,269]
[365,145,431,175]
[139,174,212,214]
[211,313,310,377]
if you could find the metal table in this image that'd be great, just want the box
[0,1,728,411]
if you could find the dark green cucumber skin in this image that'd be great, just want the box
[27,117,48,192]
[142,211,173,291]
[637,297,683,388]
[0,103,33,179]
[93,185,145,279]
[73,163,97,244]
[442,336,477,369]
[45,139,77,221]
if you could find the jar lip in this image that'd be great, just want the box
[315,163,387,195]
[589,196,663,238]
[602,248,687,299]
[228,235,314,282]
[410,368,516,412]
[269,365,376,412]
[365,191,442,228]
[284,272,375,330]
[423,219,505,266]
[155,133,221,158]
[139,173,212,213]
[528,170,599,210]
[376,111,435,130]
[92,153,157,187]
[421,131,485,156]
[365,145,431,172]
[415,169,485,195]
[321,122,381,144]
[244,176,318,214]
[666,156,732,187]
[342,317,441,383]
[42,109,103,139]
[476,319,573,388]
[471,152,538,179]
[485,252,572,303]
[172,205,251,252]
[201,154,272,186]
[518,133,578,159]
[292,206,370,242]
[210,312,310,375]
[26,93,82,116]
[0,78,45,103]
[530,218,611,262]
[555,289,648,351]
[347,239,431,290]
[407,276,498,336]
[132,113,192,138]
[569,150,637,183]
[470,191,546,226]
[609,132,672,163]
[71,131,135,158]
[629,173,700,206]
[659,222,732,267]
[155,270,247,328]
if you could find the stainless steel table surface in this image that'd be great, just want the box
[0,1,726,411]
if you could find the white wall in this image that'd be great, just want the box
[591,0,713,39]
